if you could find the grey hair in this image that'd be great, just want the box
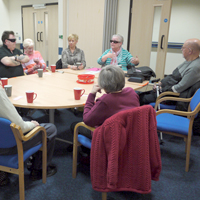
[23,38,34,48]
[98,65,125,93]
[112,34,124,44]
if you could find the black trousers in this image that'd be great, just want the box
[0,123,57,170]
[138,90,157,105]
[70,121,92,140]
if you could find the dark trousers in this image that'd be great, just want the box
[138,90,157,105]
[70,121,92,140]
[0,123,57,170]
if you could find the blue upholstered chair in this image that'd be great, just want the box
[0,118,47,200]
[72,122,94,179]
[72,122,107,200]
[156,89,200,172]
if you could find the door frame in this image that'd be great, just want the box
[21,2,58,49]
[128,0,172,79]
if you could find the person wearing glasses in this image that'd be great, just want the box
[22,38,46,75]
[139,38,200,106]
[0,31,30,78]
[61,34,86,70]
[97,34,139,71]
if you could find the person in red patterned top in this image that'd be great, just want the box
[22,38,46,75]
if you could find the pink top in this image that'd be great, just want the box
[22,51,46,74]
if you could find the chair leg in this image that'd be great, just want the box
[185,137,192,172]
[160,132,164,144]
[18,170,25,200]
[102,192,107,200]
[72,142,78,178]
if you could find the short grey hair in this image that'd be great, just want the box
[23,38,34,48]
[98,65,125,93]
[112,34,124,44]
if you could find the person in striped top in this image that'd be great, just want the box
[97,34,139,71]
[22,38,46,75]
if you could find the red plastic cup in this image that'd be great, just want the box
[1,78,8,88]
[74,88,85,100]
[51,65,56,73]
[26,91,37,103]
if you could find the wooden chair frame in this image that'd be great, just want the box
[154,91,180,110]
[72,122,107,200]
[156,92,200,172]
[0,124,47,200]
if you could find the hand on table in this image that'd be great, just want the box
[77,64,84,70]
[131,56,139,65]
[91,84,101,95]
[31,120,39,127]
[33,65,40,71]
[68,65,78,70]
[33,58,40,65]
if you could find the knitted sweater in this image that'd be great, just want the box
[90,105,162,194]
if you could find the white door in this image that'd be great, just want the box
[22,4,58,67]
[129,0,172,79]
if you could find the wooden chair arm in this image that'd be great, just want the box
[75,122,96,132]
[155,96,192,110]
[10,124,47,142]
[156,91,180,101]
[156,103,200,118]
[73,122,95,145]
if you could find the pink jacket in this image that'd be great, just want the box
[90,105,162,194]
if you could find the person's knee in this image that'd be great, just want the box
[40,123,57,137]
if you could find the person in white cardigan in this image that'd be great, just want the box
[0,85,57,183]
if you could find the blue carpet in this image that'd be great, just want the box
[0,109,200,200]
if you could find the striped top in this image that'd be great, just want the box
[22,51,46,75]
[97,48,137,71]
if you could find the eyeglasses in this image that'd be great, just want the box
[110,40,120,44]
[7,38,16,43]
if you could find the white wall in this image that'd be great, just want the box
[0,0,11,45]
[116,0,130,49]
[5,0,58,44]
[0,0,199,73]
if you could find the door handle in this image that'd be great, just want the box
[40,32,43,42]
[160,35,164,49]
[37,32,40,42]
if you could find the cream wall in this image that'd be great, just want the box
[0,0,11,45]
[0,0,199,73]
[116,0,130,49]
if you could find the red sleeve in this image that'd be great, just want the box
[83,93,110,127]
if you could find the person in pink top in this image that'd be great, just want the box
[22,38,46,75]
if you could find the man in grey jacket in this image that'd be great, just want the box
[139,38,200,105]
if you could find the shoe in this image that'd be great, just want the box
[0,172,9,186]
[47,164,57,177]
[67,144,73,152]
[30,164,57,181]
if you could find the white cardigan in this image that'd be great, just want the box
[0,87,35,133]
